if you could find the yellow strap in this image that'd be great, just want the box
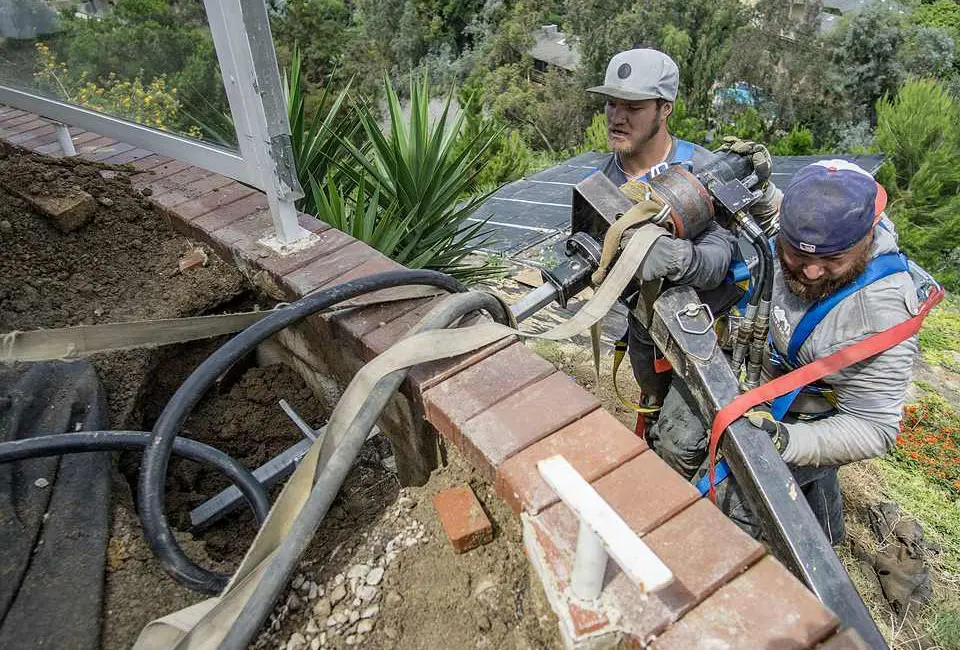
[591,191,665,286]
[612,343,660,414]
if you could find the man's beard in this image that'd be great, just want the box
[610,112,662,156]
[778,240,871,302]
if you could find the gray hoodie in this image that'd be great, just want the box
[768,218,919,467]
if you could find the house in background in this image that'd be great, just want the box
[527,25,580,75]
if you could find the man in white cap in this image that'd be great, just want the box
[588,48,780,422]
[651,159,923,543]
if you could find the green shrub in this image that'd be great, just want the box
[770,125,814,155]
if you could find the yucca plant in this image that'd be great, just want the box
[324,74,504,283]
[283,46,360,216]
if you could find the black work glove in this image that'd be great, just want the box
[746,408,790,454]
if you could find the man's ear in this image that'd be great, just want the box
[661,101,674,121]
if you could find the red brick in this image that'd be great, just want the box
[458,374,600,480]
[147,165,213,194]
[358,293,450,359]
[3,118,52,138]
[86,141,136,161]
[408,335,517,393]
[7,123,55,144]
[17,128,61,151]
[76,136,118,155]
[101,147,155,165]
[175,182,258,220]
[150,169,228,208]
[651,556,839,650]
[0,108,27,122]
[331,296,435,343]
[131,159,193,188]
[816,630,871,649]
[188,192,268,234]
[423,342,556,442]
[0,114,42,130]
[34,130,95,155]
[432,485,493,553]
[283,239,375,296]
[130,154,173,171]
[497,409,647,514]
[591,452,699,535]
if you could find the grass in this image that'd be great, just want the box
[919,295,960,373]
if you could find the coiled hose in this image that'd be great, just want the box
[138,270,466,594]
[0,269,466,597]
[219,290,511,650]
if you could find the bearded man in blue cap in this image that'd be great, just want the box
[648,159,920,542]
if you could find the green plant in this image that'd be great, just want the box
[580,113,608,153]
[918,296,960,372]
[770,125,814,155]
[325,74,503,282]
[283,46,359,216]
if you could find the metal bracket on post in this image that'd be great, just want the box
[204,0,312,248]
[54,123,76,156]
[648,286,888,649]
[537,455,674,600]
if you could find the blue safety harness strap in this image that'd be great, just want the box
[695,458,731,496]
[770,252,910,420]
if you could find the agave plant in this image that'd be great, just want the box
[283,46,360,216]
[319,74,504,283]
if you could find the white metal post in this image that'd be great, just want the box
[538,455,674,601]
[54,122,76,156]
[204,0,309,246]
[571,519,608,600]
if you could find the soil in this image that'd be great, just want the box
[2,146,562,650]
[262,443,560,650]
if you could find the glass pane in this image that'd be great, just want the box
[0,0,238,149]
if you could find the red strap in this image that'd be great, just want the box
[707,288,945,503]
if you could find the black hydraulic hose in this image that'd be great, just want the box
[139,270,467,595]
[219,291,510,650]
[0,431,270,524]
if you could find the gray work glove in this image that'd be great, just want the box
[717,136,773,185]
[620,227,681,281]
[750,181,783,236]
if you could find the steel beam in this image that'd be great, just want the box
[648,286,886,649]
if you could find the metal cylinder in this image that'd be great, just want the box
[647,166,715,240]
[571,519,607,601]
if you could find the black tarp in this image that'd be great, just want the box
[0,360,111,650]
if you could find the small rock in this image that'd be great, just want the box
[329,584,347,606]
[326,616,338,628]
[34,478,49,488]
[305,619,319,635]
[384,627,398,640]
[357,620,373,634]
[307,583,319,600]
[287,593,302,611]
[361,605,379,619]
[351,597,361,608]
[385,591,402,607]
[309,639,320,650]
[347,564,370,580]
[347,610,359,624]
[320,632,327,645]
[397,496,416,510]
[345,636,357,646]
[292,574,305,590]
[286,632,307,650]
[140,187,153,197]
[312,598,331,618]
[97,196,114,207]
[0,220,11,233]
[356,585,378,602]
[178,247,208,273]
[334,574,345,586]
[477,615,491,631]
[365,567,384,586]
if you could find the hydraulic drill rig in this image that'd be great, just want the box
[509,151,888,649]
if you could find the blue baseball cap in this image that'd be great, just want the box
[779,160,887,255]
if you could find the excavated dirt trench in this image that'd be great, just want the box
[1,146,559,650]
